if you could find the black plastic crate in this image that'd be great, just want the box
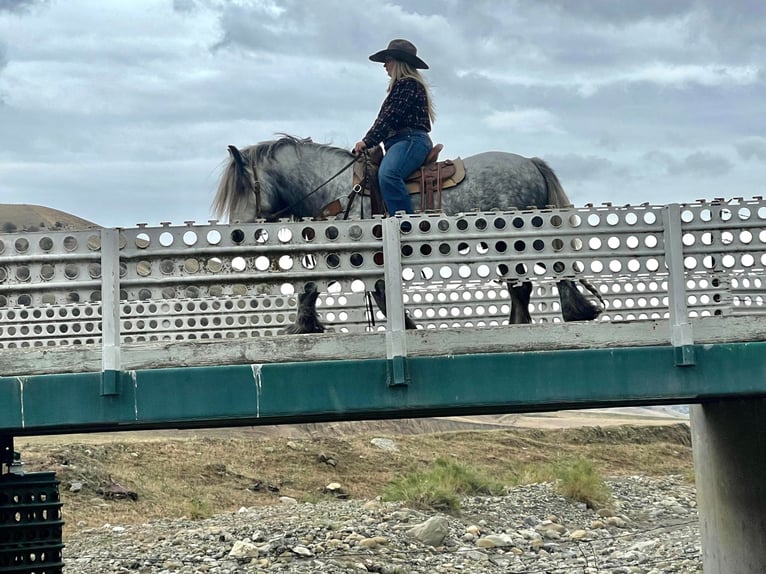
[0,472,64,574]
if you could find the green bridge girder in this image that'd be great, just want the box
[2,341,765,436]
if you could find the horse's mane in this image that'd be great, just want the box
[248,134,351,163]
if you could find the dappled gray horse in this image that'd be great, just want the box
[212,135,602,333]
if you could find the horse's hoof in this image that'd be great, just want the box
[282,322,325,335]
[562,303,603,322]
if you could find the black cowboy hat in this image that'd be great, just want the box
[369,38,429,70]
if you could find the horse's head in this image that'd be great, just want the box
[212,144,272,223]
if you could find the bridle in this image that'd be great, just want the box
[228,144,361,221]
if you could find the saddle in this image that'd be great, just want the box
[320,144,466,218]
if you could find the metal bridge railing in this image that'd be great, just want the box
[1,198,764,370]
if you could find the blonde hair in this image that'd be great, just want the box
[388,60,436,124]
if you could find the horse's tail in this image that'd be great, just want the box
[531,157,572,209]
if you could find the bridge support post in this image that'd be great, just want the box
[100,228,121,396]
[383,217,409,387]
[691,399,766,573]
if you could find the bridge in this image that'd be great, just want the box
[1,197,765,573]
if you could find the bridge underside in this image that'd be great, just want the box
[2,319,764,436]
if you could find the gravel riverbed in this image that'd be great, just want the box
[63,475,701,573]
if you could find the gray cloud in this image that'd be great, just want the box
[0,0,48,13]
[0,0,764,227]
[736,138,766,162]
[644,150,733,177]
[544,153,622,182]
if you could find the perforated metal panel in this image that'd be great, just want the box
[1,198,764,349]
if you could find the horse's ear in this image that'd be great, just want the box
[228,145,246,173]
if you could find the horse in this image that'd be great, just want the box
[212,135,603,333]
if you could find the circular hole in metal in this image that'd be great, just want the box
[533,239,545,251]
[38,236,54,251]
[439,243,451,255]
[273,227,291,243]
[438,219,449,231]
[277,255,293,270]
[135,233,150,249]
[228,229,244,244]
[254,229,268,244]
[456,219,468,231]
[350,253,364,267]
[326,253,341,268]
[184,258,200,273]
[16,266,31,281]
[420,244,432,256]
[418,220,431,233]
[136,261,151,277]
[348,225,363,240]
[64,236,78,251]
[207,229,222,245]
[531,216,543,228]
[84,234,100,251]
[40,264,55,280]
[160,259,175,274]
[14,238,29,253]
[159,232,174,247]
[401,244,413,257]
[302,227,316,241]
[514,240,526,252]
[232,256,247,271]
[325,226,339,240]
[183,230,198,246]
[495,240,507,253]
[88,263,101,279]
[254,256,269,271]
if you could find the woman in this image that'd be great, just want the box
[353,39,435,215]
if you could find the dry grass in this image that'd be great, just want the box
[14,424,693,539]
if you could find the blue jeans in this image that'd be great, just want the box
[380,130,432,214]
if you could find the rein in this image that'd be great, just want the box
[262,154,361,220]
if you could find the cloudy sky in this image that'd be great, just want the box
[1,0,764,228]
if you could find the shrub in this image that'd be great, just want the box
[381,458,503,512]
[553,457,611,509]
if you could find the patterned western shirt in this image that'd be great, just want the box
[362,78,431,149]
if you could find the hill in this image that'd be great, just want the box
[0,203,99,232]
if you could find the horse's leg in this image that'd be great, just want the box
[371,279,418,329]
[507,281,533,324]
[283,282,326,334]
[557,279,603,322]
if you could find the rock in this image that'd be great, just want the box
[279,496,298,505]
[569,529,588,540]
[60,474,703,574]
[370,438,399,452]
[229,540,259,559]
[407,516,450,546]
[476,533,513,547]
[291,545,313,557]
